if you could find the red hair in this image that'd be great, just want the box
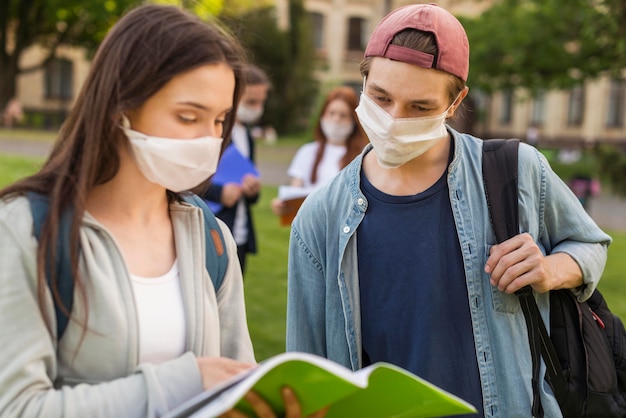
[310,86,368,184]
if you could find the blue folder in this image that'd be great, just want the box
[206,144,259,213]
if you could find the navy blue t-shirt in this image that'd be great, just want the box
[357,168,483,417]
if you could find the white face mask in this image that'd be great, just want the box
[236,104,263,124]
[320,118,354,145]
[355,88,456,169]
[121,116,223,192]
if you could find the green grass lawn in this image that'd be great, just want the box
[0,154,44,187]
[1,150,624,362]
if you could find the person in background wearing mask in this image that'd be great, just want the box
[271,86,368,217]
[0,5,324,417]
[202,64,268,275]
[286,4,610,417]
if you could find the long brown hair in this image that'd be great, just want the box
[0,4,247,338]
[310,86,368,184]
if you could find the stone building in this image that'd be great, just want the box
[7,0,626,148]
[288,0,626,147]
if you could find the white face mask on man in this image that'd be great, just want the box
[120,115,223,192]
[355,79,457,168]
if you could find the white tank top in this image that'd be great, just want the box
[130,261,186,364]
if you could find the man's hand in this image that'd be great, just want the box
[485,233,583,294]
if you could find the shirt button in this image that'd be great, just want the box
[343,226,350,233]
[357,198,364,205]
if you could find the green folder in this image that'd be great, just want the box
[164,352,477,418]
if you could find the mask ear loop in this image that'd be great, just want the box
[121,114,132,129]
[445,91,465,120]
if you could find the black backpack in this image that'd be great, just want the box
[482,139,626,418]
[27,191,229,340]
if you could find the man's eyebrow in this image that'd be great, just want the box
[367,83,439,106]
[367,83,389,95]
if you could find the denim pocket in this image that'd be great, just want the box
[485,244,520,314]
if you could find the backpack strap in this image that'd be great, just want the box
[26,192,75,340]
[181,193,229,292]
[27,192,229,342]
[482,139,565,417]
[481,139,520,243]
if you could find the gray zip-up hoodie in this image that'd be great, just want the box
[0,196,255,417]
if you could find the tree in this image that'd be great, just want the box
[461,0,626,94]
[221,0,319,134]
[0,0,131,109]
[0,0,227,111]
[595,145,626,197]
[460,0,626,196]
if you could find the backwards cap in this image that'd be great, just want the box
[364,3,469,82]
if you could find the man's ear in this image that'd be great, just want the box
[448,86,470,118]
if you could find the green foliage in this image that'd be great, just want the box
[221,1,319,134]
[152,0,224,19]
[1,0,135,107]
[541,148,599,180]
[594,144,626,197]
[461,0,626,94]
[540,144,626,197]
[0,0,225,108]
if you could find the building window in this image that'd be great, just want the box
[347,17,367,51]
[606,78,625,128]
[500,89,513,125]
[45,58,73,100]
[308,12,324,49]
[567,85,585,126]
[530,90,546,126]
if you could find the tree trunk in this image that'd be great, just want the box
[0,60,18,110]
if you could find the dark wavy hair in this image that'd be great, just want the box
[0,4,247,338]
[310,86,368,184]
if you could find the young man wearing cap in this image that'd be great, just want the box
[286,4,610,417]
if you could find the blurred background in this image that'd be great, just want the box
[2,0,626,194]
[1,0,625,360]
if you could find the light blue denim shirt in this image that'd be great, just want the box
[286,128,611,418]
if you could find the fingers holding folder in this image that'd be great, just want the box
[271,186,315,226]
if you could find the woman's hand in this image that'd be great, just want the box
[220,387,328,418]
[270,198,286,216]
[196,357,256,390]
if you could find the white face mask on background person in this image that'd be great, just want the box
[320,118,354,145]
[121,115,223,192]
[355,86,457,168]
[236,104,263,124]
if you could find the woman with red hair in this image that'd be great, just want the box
[272,87,368,218]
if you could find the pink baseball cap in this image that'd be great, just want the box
[364,3,469,82]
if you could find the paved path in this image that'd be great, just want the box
[1,135,624,232]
